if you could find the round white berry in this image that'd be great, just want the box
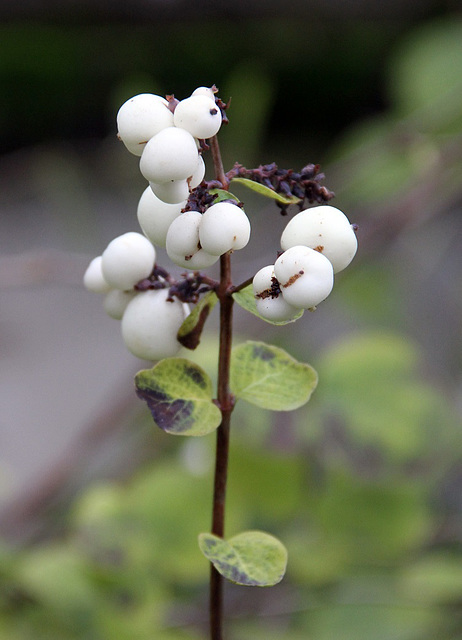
[104,289,137,320]
[280,205,357,273]
[121,288,188,360]
[139,127,199,183]
[150,179,190,205]
[190,155,205,188]
[191,86,217,101]
[274,245,334,309]
[167,248,219,270]
[137,186,185,247]
[166,211,202,257]
[253,265,302,322]
[173,95,222,139]
[199,202,251,256]
[83,256,112,293]
[116,93,174,156]
[101,232,156,290]
[166,211,219,269]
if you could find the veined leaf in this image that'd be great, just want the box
[233,284,304,325]
[198,530,287,586]
[230,341,318,410]
[177,291,218,350]
[230,177,301,205]
[135,358,221,436]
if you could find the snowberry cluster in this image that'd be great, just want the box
[84,86,251,361]
[83,231,189,360]
[253,205,358,322]
[84,84,357,360]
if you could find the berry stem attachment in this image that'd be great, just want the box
[228,275,254,295]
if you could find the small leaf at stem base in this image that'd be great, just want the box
[135,358,221,436]
[208,188,240,203]
[177,291,218,350]
[233,284,304,325]
[198,530,288,586]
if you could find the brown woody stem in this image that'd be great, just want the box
[209,136,234,640]
[210,135,229,190]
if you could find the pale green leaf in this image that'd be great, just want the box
[208,188,240,203]
[233,284,304,325]
[230,177,301,205]
[135,358,221,436]
[230,341,318,410]
[177,291,218,350]
[198,530,287,586]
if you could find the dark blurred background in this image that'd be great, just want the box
[1,2,462,639]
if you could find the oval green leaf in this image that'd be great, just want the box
[135,358,222,436]
[230,341,318,410]
[177,291,218,350]
[198,530,287,586]
[233,284,304,325]
[230,177,301,205]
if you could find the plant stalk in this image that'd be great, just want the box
[209,135,233,640]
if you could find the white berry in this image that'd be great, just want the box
[274,245,334,309]
[104,289,137,320]
[137,186,185,247]
[150,179,190,205]
[199,202,251,256]
[139,127,199,183]
[166,211,219,269]
[83,256,112,293]
[173,95,222,139]
[253,265,302,322]
[167,249,219,270]
[280,205,357,273]
[101,232,156,290]
[190,155,205,188]
[116,93,174,156]
[121,288,188,360]
[191,86,217,101]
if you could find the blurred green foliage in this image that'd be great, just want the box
[1,12,462,640]
[1,327,460,638]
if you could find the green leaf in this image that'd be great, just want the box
[135,358,221,436]
[230,341,318,410]
[177,291,218,350]
[233,284,304,325]
[198,530,287,586]
[230,177,301,205]
[208,188,240,203]
[399,553,462,604]
[316,332,459,463]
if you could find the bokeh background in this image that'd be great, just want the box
[1,1,462,638]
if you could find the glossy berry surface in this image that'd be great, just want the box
[280,205,357,273]
[274,245,334,309]
[116,93,174,156]
[137,186,185,247]
[121,288,188,360]
[253,265,302,322]
[101,232,156,290]
[139,127,199,183]
[173,95,222,139]
[199,202,251,256]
